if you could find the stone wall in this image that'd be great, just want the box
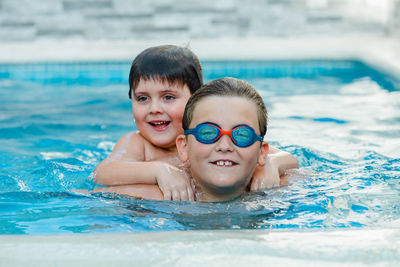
[0,0,398,41]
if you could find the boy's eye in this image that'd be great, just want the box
[164,95,175,101]
[135,95,148,102]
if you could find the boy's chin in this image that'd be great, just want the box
[145,136,176,149]
[153,141,176,149]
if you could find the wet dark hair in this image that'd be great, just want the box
[182,77,268,137]
[128,45,203,98]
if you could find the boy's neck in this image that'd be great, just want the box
[159,145,178,153]
[137,131,178,154]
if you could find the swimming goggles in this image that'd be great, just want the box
[184,122,263,148]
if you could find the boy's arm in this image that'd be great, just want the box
[268,146,299,174]
[95,160,193,200]
[250,146,298,191]
[93,132,194,201]
[94,132,154,185]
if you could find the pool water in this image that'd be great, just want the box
[0,60,399,234]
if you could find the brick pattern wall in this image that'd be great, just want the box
[0,0,397,41]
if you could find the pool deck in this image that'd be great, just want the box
[1,228,399,266]
[1,35,400,78]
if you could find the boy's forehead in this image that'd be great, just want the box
[195,96,249,110]
[192,96,259,126]
[136,77,186,90]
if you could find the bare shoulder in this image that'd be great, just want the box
[109,131,146,161]
[112,131,178,163]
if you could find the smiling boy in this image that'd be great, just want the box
[94,45,202,201]
[175,77,269,201]
[93,45,298,201]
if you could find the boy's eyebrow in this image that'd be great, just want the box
[159,88,180,93]
[196,121,253,130]
[194,121,220,128]
[134,88,181,95]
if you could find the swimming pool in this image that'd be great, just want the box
[0,60,399,237]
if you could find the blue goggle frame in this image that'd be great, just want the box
[184,122,263,148]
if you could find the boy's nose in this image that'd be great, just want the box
[215,135,234,152]
[149,100,162,113]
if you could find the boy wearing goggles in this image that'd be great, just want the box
[94,45,298,201]
[184,123,263,148]
[175,77,269,201]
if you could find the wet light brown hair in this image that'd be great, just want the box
[182,77,268,137]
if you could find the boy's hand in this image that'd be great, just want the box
[155,162,194,201]
[250,156,280,191]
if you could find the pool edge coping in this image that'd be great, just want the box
[0,228,399,265]
[2,35,400,78]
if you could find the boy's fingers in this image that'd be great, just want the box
[250,180,257,191]
[180,190,188,201]
[187,188,194,201]
[172,191,180,201]
[191,180,196,192]
[259,181,266,190]
[163,191,172,200]
[255,180,261,191]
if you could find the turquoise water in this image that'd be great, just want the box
[0,60,399,234]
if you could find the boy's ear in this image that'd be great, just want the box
[257,141,269,167]
[176,135,189,163]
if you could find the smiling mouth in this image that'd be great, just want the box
[211,160,238,167]
[149,121,170,129]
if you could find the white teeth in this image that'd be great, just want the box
[153,122,165,125]
[216,161,233,166]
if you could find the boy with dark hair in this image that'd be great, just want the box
[94,45,202,201]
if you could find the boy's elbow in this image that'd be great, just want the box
[282,153,299,170]
[92,165,111,185]
[92,170,103,185]
[289,154,299,169]
[271,152,299,174]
